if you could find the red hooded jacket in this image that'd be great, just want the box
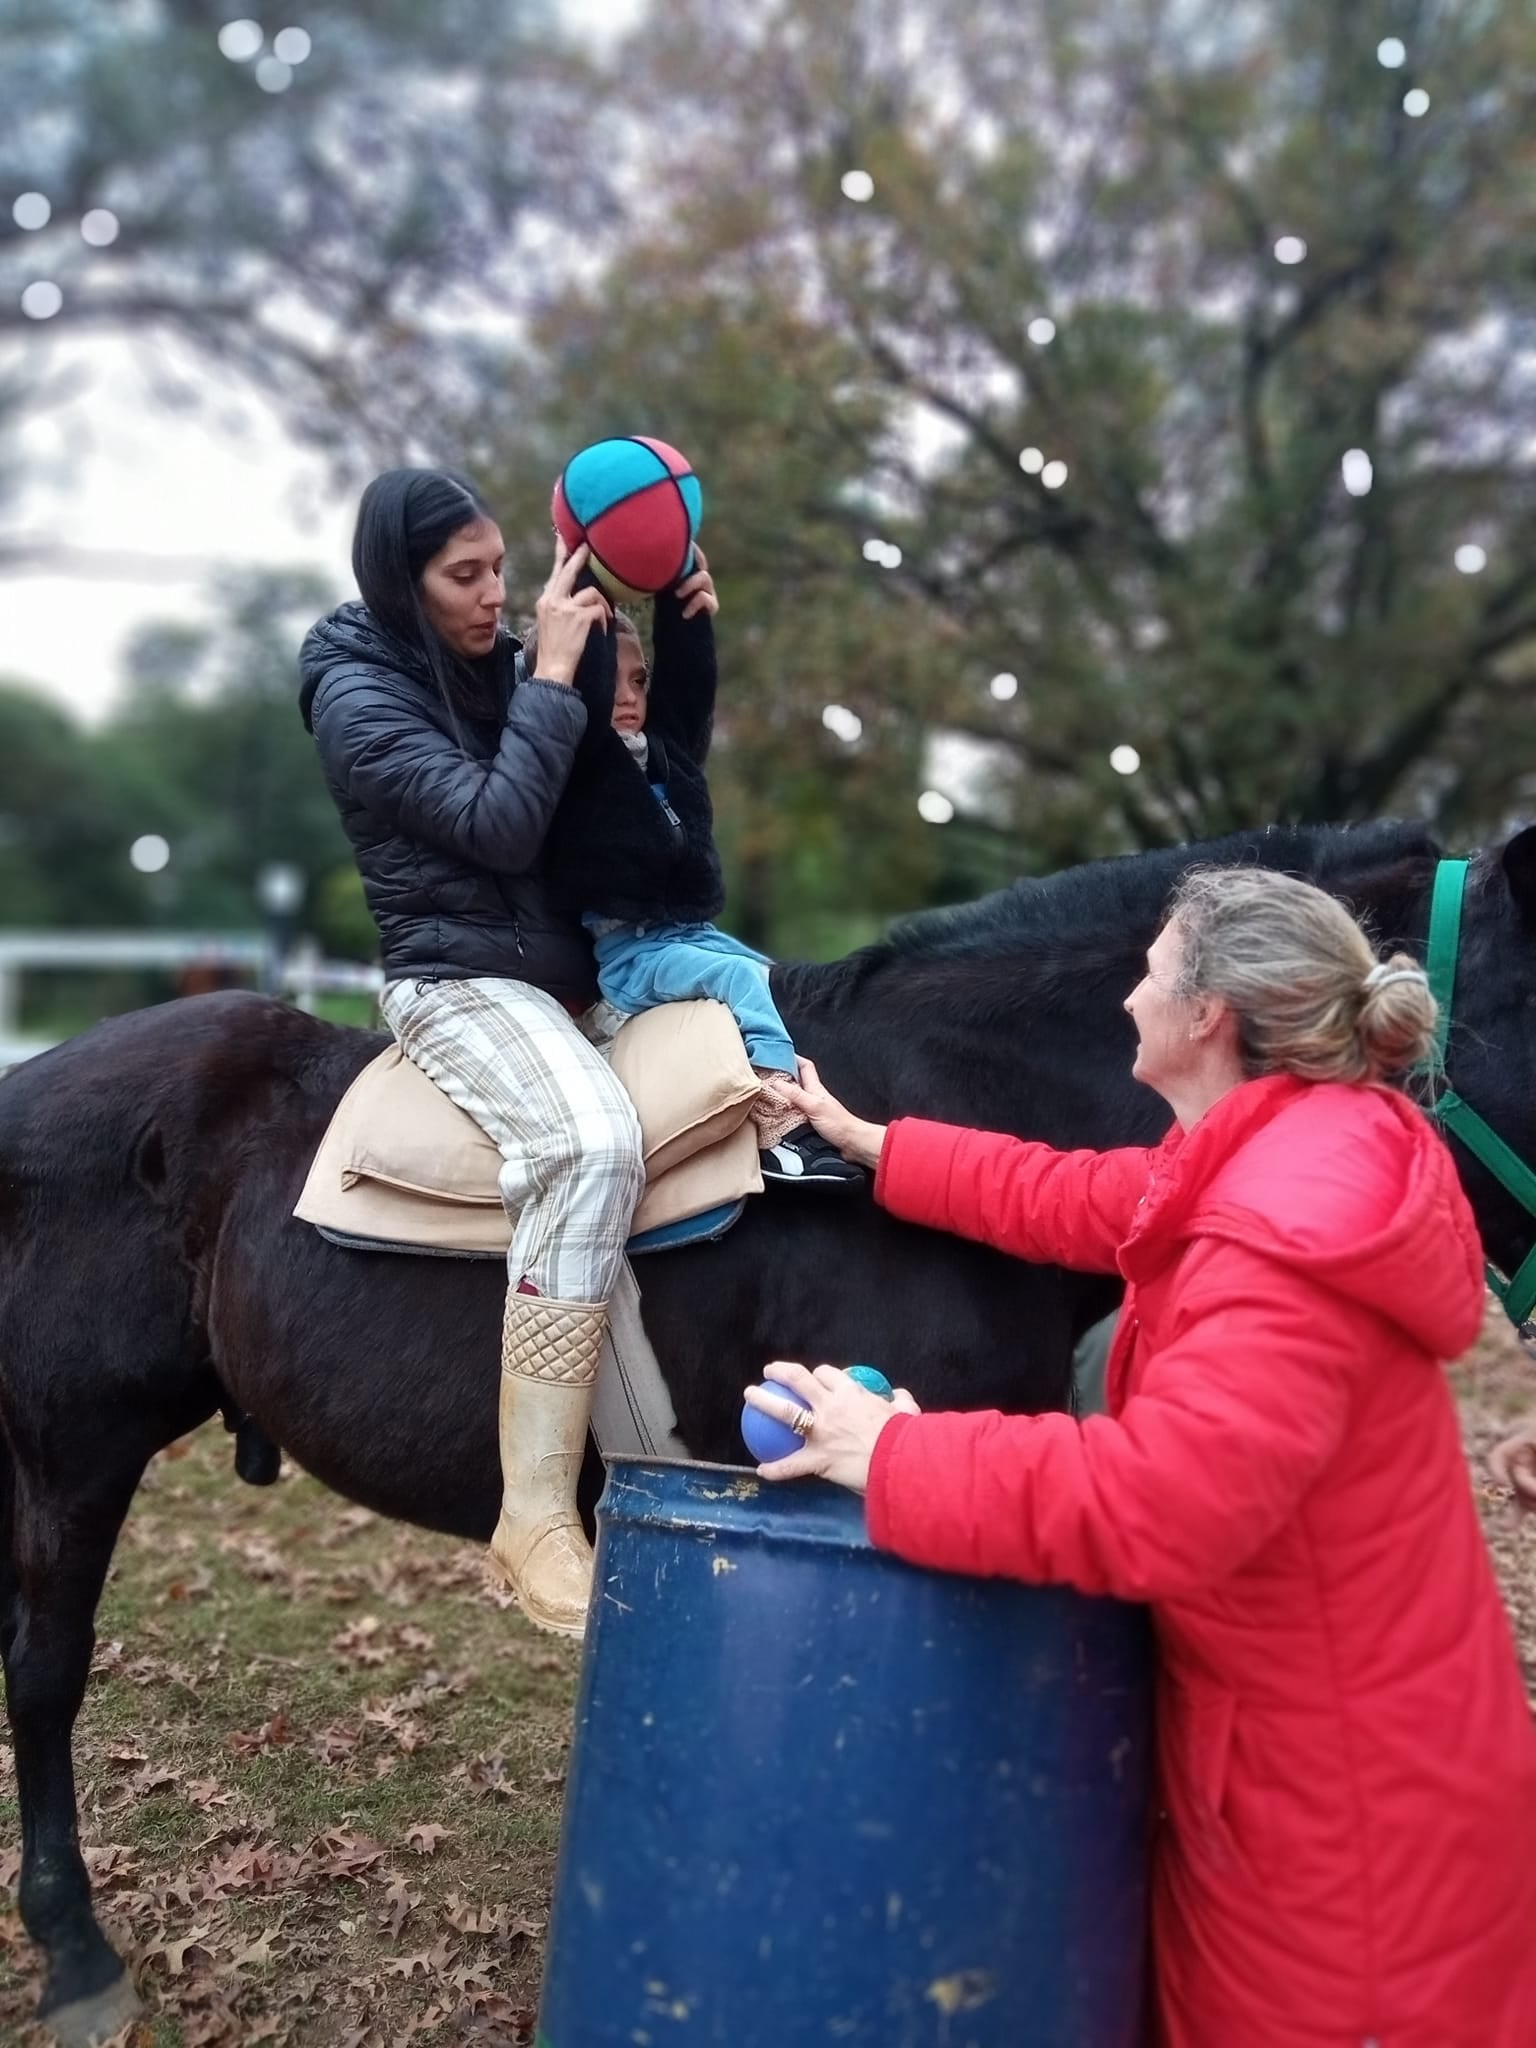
[867,1074,1536,2047]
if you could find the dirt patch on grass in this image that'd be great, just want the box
[4,1306,1536,2044]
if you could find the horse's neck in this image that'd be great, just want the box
[777,947,1150,1148]
[1335,857,1438,959]
[775,843,1442,1148]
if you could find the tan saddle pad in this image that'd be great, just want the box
[294,998,764,1256]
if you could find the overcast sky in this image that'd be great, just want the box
[5,335,356,721]
[1,0,645,727]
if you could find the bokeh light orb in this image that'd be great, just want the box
[917,790,955,825]
[217,19,264,61]
[130,835,171,875]
[822,704,863,743]
[1109,745,1141,776]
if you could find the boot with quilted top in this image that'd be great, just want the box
[488,1290,606,1637]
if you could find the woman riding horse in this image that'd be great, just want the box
[300,470,647,1636]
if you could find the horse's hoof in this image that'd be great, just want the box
[40,1972,142,2048]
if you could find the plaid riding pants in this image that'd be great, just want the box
[379,976,645,1303]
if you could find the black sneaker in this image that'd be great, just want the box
[759,1123,865,1188]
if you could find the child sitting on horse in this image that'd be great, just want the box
[539,552,862,1188]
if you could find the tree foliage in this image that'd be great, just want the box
[1,0,1534,966]
[0,570,358,954]
[495,0,1536,866]
[108,568,354,930]
[0,0,596,520]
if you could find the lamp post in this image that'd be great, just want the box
[255,862,306,996]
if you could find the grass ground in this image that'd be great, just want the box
[0,1428,581,2047]
[2,1307,1535,2046]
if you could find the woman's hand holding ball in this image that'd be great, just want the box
[532,539,613,686]
[743,1361,920,1494]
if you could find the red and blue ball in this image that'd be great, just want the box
[551,435,703,603]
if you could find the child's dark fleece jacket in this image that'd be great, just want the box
[541,587,726,927]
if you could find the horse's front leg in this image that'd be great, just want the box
[5,1455,146,2047]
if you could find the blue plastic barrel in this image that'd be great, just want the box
[537,1458,1152,2047]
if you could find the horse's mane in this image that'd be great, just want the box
[781,819,1443,1013]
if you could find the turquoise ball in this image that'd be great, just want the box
[845,1364,894,1401]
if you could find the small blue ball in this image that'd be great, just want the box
[741,1382,811,1464]
[845,1364,894,1400]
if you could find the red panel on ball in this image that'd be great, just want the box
[551,476,583,553]
[631,435,693,481]
[586,479,693,596]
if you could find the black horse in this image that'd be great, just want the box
[7,819,1536,2044]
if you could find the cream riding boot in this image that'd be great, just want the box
[488,1290,607,1637]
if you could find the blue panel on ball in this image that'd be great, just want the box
[677,471,704,532]
[562,437,670,525]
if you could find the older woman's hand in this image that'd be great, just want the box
[532,538,613,685]
[1489,1417,1536,1510]
[674,543,718,620]
[744,1360,920,1493]
[769,1057,887,1169]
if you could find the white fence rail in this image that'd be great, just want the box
[0,931,384,1070]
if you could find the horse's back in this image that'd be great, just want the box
[0,994,381,1312]
[0,992,381,1156]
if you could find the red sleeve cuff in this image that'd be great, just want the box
[873,1117,959,1228]
[865,1408,1021,1578]
[864,1409,915,1551]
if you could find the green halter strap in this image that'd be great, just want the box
[1422,858,1536,1333]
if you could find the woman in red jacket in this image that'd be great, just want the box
[747,865,1536,2048]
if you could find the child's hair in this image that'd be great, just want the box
[521,608,645,680]
[1166,866,1437,1083]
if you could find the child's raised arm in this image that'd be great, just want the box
[648,548,719,764]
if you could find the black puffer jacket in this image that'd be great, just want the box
[299,602,598,1001]
[543,591,726,925]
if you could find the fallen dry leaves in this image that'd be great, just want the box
[0,1427,571,2046]
[1452,1305,1536,1699]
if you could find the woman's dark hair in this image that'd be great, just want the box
[351,467,503,739]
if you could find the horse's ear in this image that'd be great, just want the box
[1499,825,1536,926]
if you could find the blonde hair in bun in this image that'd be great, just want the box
[1167,867,1437,1084]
